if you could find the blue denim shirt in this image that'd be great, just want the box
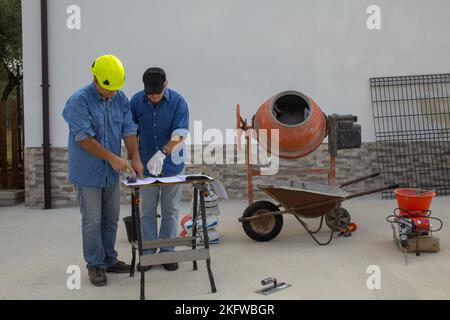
[62,83,138,187]
[130,88,189,177]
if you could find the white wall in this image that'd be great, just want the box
[23,0,450,147]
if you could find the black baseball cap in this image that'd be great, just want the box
[143,67,166,94]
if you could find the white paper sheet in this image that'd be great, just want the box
[122,174,213,187]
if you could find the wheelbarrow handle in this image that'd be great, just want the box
[339,172,380,188]
[345,183,399,200]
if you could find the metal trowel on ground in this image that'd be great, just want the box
[255,277,292,295]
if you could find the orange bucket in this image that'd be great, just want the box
[394,188,436,216]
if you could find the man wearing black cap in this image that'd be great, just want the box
[129,68,189,271]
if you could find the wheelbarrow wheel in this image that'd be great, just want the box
[242,201,283,242]
[325,207,351,231]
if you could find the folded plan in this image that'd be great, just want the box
[122,174,213,187]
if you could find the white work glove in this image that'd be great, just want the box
[147,150,166,176]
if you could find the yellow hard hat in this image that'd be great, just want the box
[90,54,125,91]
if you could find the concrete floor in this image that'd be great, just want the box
[1,196,450,300]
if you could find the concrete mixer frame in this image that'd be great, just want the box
[237,106,333,204]
[236,94,361,205]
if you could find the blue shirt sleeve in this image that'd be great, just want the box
[129,96,139,137]
[121,96,138,138]
[62,98,96,142]
[171,98,189,138]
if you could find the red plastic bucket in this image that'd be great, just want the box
[394,188,436,216]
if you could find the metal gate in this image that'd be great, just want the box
[0,91,24,190]
[371,73,450,199]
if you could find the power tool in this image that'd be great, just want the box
[387,208,442,264]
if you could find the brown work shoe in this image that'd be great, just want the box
[163,263,179,271]
[106,260,131,273]
[88,267,107,286]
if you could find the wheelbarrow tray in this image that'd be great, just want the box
[239,174,397,244]
[258,182,349,219]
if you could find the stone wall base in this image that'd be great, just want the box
[24,144,380,209]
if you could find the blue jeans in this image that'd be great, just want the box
[75,183,120,270]
[140,182,183,254]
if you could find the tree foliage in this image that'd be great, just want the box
[0,0,22,103]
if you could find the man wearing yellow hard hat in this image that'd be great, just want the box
[62,54,144,287]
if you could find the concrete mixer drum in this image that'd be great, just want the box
[236,90,362,204]
[252,91,328,159]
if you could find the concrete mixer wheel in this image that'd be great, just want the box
[242,201,283,242]
[325,207,351,231]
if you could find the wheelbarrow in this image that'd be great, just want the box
[238,173,399,245]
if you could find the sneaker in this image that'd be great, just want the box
[88,267,107,286]
[136,263,152,272]
[163,263,179,271]
[106,260,131,273]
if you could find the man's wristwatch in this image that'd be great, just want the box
[161,148,169,156]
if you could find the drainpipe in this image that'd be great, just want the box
[40,0,51,209]
[16,64,23,165]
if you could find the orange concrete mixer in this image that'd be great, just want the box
[236,90,361,204]
[252,91,328,159]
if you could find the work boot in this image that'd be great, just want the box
[88,267,107,287]
[106,260,131,273]
[136,263,152,272]
[163,263,179,271]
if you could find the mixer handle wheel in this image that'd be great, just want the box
[325,207,351,231]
